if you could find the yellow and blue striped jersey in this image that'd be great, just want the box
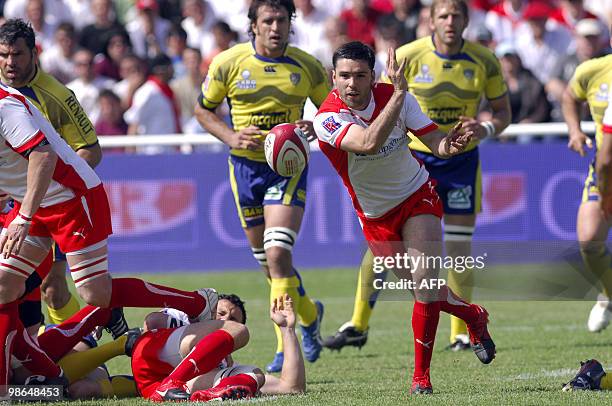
[6,68,98,151]
[199,42,330,162]
[569,54,612,150]
[389,37,507,153]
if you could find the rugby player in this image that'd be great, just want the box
[132,294,306,401]
[563,32,612,332]
[323,0,510,352]
[314,42,495,394]
[195,0,329,371]
[0,19,100,326]
[0,82,218,391]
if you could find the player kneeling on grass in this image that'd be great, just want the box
[132,294,305,401]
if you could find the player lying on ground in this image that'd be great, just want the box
[0,81,218,393]
[133,293,305,401]
[313,42,495,394]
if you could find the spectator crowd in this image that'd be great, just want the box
[0,0,610,151]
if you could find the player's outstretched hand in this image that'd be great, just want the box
[568,130,593,157]
[295,120,316,142]
[385,47,407,93]
[270,294,296,330]
[444,122,473,156]
[232,126,264,151]
[0,214,31,258]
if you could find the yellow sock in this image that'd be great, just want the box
[350,249,382,332]
[581,245,612,298]
[293,269,317,326]
[47,294,80,325]
[59,336,127,383]
[447,268,474,343]
[110,375,138,397]
[270,276,302,353]
[601,372,612,390]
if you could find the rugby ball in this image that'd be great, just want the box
[265,123,310,177]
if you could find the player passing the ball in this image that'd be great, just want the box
[195,0,330,371]
[313,42,495,394]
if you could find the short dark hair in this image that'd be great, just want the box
[332,41,376,70]
[98,89,120,103]
[430,0,468,19]
[168,23,187,42]
[219,293,247,324]
[0,19,36,50]
[247,0,296,40]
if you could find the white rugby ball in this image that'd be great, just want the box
[265,123,310,177]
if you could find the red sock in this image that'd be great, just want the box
[438,286,478,324]
[165,330,234,383]
[12,319,61,378]
[109,278,205,318]
[38,305,111,362]
[214,374,259,393]
[0,301,19,386]
[412,301,440,379]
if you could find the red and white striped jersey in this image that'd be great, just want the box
[0,83,100,207]
[314,83,437,219]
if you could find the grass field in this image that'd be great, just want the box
[37,267,612,405]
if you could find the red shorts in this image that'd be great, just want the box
[131,328,176,399]
[7,185,113,254]
[360,179,443,257]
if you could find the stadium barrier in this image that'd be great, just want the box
[95,122,596,273]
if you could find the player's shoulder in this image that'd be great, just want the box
[316,90,346,115]
[396,37,432,60]
[208,42,253,76]
[463,40,501,75]
[575,54,612,77]
[286,45,327,81]
[32,69,73,100]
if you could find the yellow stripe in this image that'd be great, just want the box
[228,157,247,228]
[582,162,598,203]
[475,160,482,213]
[282,172,301,205]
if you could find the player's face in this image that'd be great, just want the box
[252,5,290,57]
[0,38,37,87]
[216,299,245,324]
[333,58,375,110]
[430,3,467,47]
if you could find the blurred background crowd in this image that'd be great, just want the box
[1,0,610,150]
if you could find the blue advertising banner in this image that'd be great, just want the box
[97,142,590,273]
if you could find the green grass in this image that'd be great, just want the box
[40,268,612,404]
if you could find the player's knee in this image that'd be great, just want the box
[77,275,112,307]
[0,270,26,303]
[263,227,296,274]
[68,379,104,399]
[222,320,249,349]
[579,240,607,256]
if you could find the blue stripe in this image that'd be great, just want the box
[430,36,476,63]
[17,86,40,104]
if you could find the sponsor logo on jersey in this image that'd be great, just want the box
[264,65,276,73]
[241,206,264,221]
[237,69,256,89]
[64,94,94,135]
[264,183,286,201]
[443,62,453,70]
[427,107,466,125]
[447,185,472,210]
[290,72,301,85]
[463,69,474,80]
[596,83,609,102]
[415,64,433,83]
[322,116,342,134]
[248,111,290,130]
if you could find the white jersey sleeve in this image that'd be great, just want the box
[0,95,45,155]
[401,92,437,136]
[314,111,357,148]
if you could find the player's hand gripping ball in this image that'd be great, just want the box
[265,123,310,177]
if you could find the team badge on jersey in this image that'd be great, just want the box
[415,64,433,83]
[264,65,276,73]
[290,73,301,86]
[322,116,342,134]
[463,69,474,80]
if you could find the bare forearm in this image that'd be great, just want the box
[490,107,511,134]
[194,105,235,145]
[562,90,582,133]
[361,91,405,153]
[21,149,57,217]
[278,327,305,392]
